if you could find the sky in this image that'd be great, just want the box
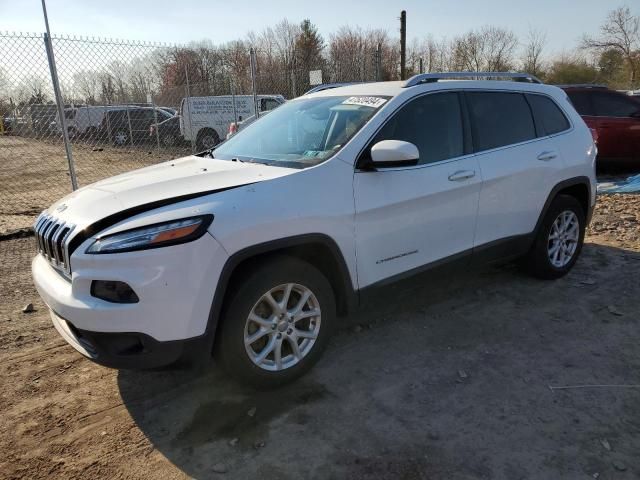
[0,0,630,56]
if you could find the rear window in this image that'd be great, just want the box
[466,92,536,151]
[527,94,570,136]
[566,91,594,116]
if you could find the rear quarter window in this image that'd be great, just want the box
[466,91,536,152]
[526,94,570,136]
[566,91,594,116]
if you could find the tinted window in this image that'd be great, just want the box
[527,94,570,135]
[467,92,536,151]
[592,92,640,117]
[262,99,281,111]
[155,109,171,120]
[372,92,463,165]
[566,91,594,116]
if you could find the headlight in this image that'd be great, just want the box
[86,215,213,254]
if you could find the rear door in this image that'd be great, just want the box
[353,91,481,288]
[467,90,564,247]
[590,91,640,161]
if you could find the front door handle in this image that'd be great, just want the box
[537,151,557,161]
[448,170,476,181]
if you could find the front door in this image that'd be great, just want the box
[353,91,481,288]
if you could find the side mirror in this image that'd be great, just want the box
[369,140,419,168]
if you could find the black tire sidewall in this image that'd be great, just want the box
[161,133,175,147]
[196,129,219,151]
[529,195,586,279]
[217,256,336,388]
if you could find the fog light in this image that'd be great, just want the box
[91,280,139,304]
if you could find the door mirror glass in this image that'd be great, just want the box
[370,140,419,167]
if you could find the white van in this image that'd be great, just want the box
[179,94,285,150]
[55,106,122,137]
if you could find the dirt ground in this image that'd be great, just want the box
[1,192,639,479]
[0,135,190,236]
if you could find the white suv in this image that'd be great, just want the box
[32,73,596,387]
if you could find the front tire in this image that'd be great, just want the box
[217,256,335,388]
[524,194,586,279]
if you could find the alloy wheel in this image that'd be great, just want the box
[244,283,321,371]
[547,210,579,268]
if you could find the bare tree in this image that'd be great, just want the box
[582,6,640,88]
[328,27,398,82]
[453,26,518,72]
[72,70,100,104]
[522,27,547,77]
[0,67,8,97]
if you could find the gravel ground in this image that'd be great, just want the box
[0,192,639,479]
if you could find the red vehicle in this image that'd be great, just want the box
[561,85,640,168]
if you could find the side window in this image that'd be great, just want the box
[372,92,464,165]
[527,94,570,136]
[566,91,594,116]
[592,92,640,117]
[128,109,144,122]
[262,99,281,111]
[467,92,536,151]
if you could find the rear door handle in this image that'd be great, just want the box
[537,151,557,161]
[448,170,476,181]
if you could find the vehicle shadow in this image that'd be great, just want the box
[118,242,640,479]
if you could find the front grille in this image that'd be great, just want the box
[34,213,76,277]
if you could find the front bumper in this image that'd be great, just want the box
[49,309,197,368]
[33,232,228,348]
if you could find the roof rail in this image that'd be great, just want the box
[403,72,542,87]
[554,84,608,89]
[304,82,369,95]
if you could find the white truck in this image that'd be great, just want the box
[179,94,285,150]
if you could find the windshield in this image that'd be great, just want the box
[212,95,388,168]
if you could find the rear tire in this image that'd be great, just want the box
[523,194,585,279]
[196,128,220,151]
[217,256,335,388]
[112,129,129,146]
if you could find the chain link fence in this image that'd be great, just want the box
[0,30,387,294]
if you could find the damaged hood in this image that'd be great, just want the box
[46,155,296,230]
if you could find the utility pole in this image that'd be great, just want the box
[400,10,407,80]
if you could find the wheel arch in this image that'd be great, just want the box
[534,176,593,236]
[196,126,221,147]
[205,234,358,350]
